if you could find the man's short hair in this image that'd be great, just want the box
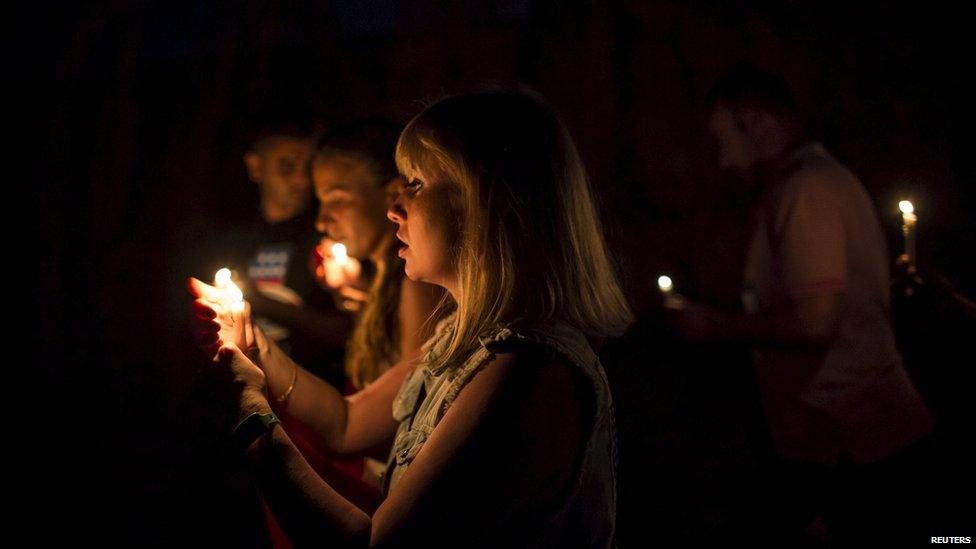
[245,114,313,154]
[707,64,798,114]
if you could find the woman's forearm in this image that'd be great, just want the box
[254,325,352,452]
[247,422,372,547]
[253,324,297,397]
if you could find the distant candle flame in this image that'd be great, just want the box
[657,275,674,293]
[897,200,918,270]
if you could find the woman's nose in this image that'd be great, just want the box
[387,199,406,224]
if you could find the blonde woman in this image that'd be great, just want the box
[197,91,632,547]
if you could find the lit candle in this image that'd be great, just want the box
[898,200,917,270]
[331,242,349,267]
[214,267,245,313]
[657,275,674,296]
[657,274,685,309]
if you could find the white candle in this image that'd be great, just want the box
[331,242,349,267]
[898,200,917,269]
[899,200,916,224]
[214,267,245,313]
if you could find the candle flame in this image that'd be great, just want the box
[898,200,914,215]
[332,242,349,265]
[657,275,674,293]
[214,267,244,309]
[215,267,232,288]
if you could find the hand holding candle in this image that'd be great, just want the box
[187,271,254,359]
[213,268,254,353]
[318,240,363,290]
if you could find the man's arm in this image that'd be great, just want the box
[672,291,841,349]
[683,168,846,350]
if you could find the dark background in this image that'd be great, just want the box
[31,1,974,546]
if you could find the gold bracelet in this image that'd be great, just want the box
[276,362,298,406]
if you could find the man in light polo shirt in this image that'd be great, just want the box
[672,65,935,546]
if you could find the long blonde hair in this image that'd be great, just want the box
[395,90,633,371]
[345,243,403,388]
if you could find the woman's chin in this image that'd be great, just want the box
[402,263,428,284]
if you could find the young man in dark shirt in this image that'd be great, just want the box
[210,128,353,390]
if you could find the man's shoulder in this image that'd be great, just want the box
[776,143,861,204]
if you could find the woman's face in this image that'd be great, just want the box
[313,154,396,259]
[386,168,460,295]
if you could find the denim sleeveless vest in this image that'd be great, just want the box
[382,313,618,547]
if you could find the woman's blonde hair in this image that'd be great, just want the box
[395,90,633,371]
[344,243,402,388]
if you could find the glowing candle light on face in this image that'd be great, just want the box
[898,200,917,270]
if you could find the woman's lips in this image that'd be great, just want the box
[396,231,410,257]
[395,231,409,257]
